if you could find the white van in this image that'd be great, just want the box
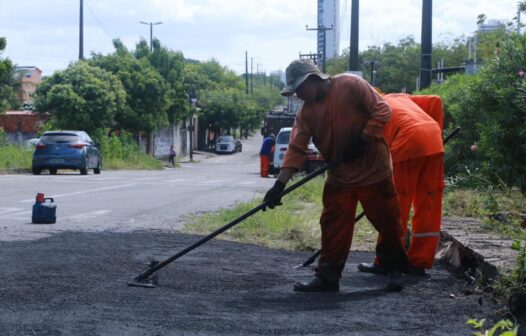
[272,127,324,175]
[272,127,292,175]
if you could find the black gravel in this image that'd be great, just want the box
[1,231,504,335]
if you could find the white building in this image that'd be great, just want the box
[317,0,340,63]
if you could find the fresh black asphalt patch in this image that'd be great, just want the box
[1,231,503,335]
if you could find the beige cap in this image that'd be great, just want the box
[281,59,330,97]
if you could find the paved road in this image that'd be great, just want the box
[0,135,505,335]
[0,135,275,241]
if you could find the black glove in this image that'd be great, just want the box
[263,180,286,210]
[344,135,369,161]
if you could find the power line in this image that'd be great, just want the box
[84,0,115,40]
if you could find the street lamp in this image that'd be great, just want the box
[140,21,163,51]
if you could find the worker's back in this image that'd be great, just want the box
[383,94,443,163]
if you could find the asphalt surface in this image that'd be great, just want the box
[1,231,501,336]
[0,135,506,335]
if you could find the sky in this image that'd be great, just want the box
[0,0,520,77]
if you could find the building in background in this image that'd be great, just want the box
[14,66,42,110]
[317,0,340,64]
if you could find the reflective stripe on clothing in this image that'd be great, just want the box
[412,232,440,238]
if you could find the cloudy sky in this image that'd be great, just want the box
[0,0,520,76]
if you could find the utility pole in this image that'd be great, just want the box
[349,0,360,71]
[306,25,333,73]
[245,51,249,94]
[420,0,432,89]
[79,0,84,60]
[140,21,163,51]
[299,52,318,65]
[250,57,253,95]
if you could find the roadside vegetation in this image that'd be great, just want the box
[185,174,375,252]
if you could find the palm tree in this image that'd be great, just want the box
[518,1,526,33]
[477,13,487,26]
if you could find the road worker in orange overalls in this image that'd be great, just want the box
[358,93,444,275]
[263,59,410,292]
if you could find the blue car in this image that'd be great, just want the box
[32,131,102,175]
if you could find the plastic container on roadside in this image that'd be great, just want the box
[32,193,57,224]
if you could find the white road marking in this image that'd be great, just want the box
[166,178,189,183]
[0,207,25,214]
[19,184,136,203]
[237,181,257,185]
[198,179,224,185]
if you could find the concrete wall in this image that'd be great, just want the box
[152,115,198,159]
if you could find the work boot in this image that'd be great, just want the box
[293,275,339,292]
[406,265,426,276]
[357,262,389,275]
[385,270,405,292]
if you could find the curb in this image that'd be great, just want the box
[437,217,518,285]
[0,168,32,175]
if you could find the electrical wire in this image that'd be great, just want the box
[84,0,115,40]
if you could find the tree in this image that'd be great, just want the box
[477,13,487,26]
[33,62,126,133]
[89,39,170,134]
[135,39,189,122]
[517,1,526,33]
[0,37,19,112]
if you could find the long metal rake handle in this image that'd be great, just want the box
[132,157,342,282]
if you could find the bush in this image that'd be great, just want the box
[420,33,526,194]
[92,130,163,170]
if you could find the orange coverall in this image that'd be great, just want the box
[383,94,445,269]
[282,74,409,281]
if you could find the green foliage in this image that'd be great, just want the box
[0,37,19,112]
[466,318,518,336]
[136,38,189,122]
[89,40,170,134]
[186,59,282,134]
[33,62,126,134]
[0,145,33,169]
[184,175,376,252]
[421,33,526,194]
[327,35,468,93]
[91,129,163,170]
[0,126,6,146]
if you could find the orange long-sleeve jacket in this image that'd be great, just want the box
[281,74,393,187]
[383,94,443,163]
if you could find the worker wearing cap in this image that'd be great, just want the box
[263,59,409,292]
[259,134,276,177]
[358,94,445,275]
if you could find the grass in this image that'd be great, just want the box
[443,188,526,240]
[102,153,164,170]
[0,145,33,169]
[185,176,526,253]
[183,175,378,252]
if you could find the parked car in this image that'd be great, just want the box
[215,135,242,154]
[32,130,102,175]
[272,127,325,175]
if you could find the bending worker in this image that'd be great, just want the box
[264,59,409,292]
[358,93,444,275]
[259,133,275,177]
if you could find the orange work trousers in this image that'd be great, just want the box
[393,153,444,269]
[260,155,270,177]
[318,177,408,278]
